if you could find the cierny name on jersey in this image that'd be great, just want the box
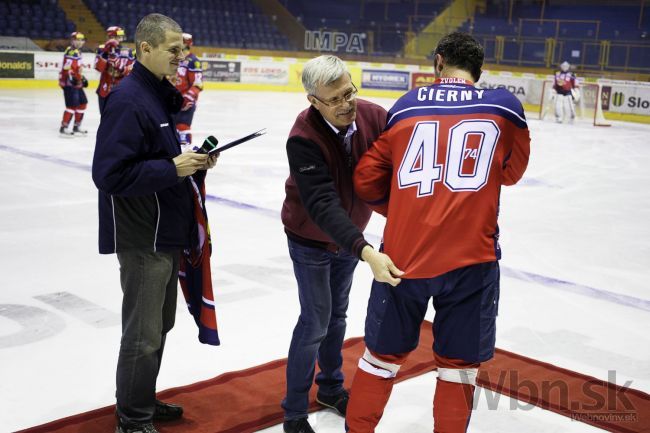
[417,87,484,102]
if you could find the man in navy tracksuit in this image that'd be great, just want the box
[92,13,217,433]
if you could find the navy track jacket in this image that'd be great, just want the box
[92,61,194,254]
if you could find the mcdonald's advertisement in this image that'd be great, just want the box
[0,52,33,78]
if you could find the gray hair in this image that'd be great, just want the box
[135,13,182,58]
[302,55,349,95]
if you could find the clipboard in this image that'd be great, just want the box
[198,129,267,154]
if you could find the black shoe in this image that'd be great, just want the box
[115,420,159,433]
[283,418,315,433]
[316,389,349,416]
[153,399,183,421]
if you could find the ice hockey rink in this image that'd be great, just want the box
[0,87,649,433]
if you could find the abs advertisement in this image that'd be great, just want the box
[240,62,288,85]
[361,69,409,91]
[34,51,99,81]
[411,72,437,88]
[0,52,34,78]
[600,84,650,115]
[202,60,241,82]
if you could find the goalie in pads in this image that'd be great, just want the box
[553,61,579,123]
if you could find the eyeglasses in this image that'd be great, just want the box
[311,83,358,107]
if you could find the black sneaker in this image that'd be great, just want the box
[115,420,158,433]
[153,399,183,421]
[283,417,315,433]
[316,389,349,416]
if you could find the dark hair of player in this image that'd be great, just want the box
[433,32,484,82]
[134,13,182,58]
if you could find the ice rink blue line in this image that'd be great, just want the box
[0,144,93,171]
[0,144,281,218]
[203,203,650,313]
[3,144,649,313]
[205,195,280,219]
[500,267,650,313]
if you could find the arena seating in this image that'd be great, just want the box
[83,0,294,51]
[0,0,647,72]
[282,0,448,56]
[465,4,649,41]
[460,2,650,70]
[0,0,75,40]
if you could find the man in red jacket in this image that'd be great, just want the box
[280,55,402,433]
[346,32,530,433]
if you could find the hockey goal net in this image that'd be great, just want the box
[539,81,611,126]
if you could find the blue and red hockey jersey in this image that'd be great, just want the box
[354,77,530,279]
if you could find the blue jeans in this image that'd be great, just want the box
[115,250,179,424]
[282,238,359,420]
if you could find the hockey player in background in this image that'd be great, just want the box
[346,32,530,433]
[58,32,88,137]
[94,26,135,114]
[174,33,203,151]
[553,60,579,123]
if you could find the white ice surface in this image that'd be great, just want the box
[0,88,648,432]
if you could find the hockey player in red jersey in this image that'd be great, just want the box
[553,61,579,123]
[94,26,134,114]
[346,32,530,433]
[174,33,203,151]
[58,32,89,137]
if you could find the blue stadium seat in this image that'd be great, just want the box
[0,0,69,39]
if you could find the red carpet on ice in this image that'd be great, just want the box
[18,321,650,433]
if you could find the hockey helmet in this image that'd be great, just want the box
[560,61,570,72]
[106,26,126,41]
[70,31,86,48]
[70,31,86,41]
[182,33,193,48]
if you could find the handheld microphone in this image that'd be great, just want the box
[196,135,218,154]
